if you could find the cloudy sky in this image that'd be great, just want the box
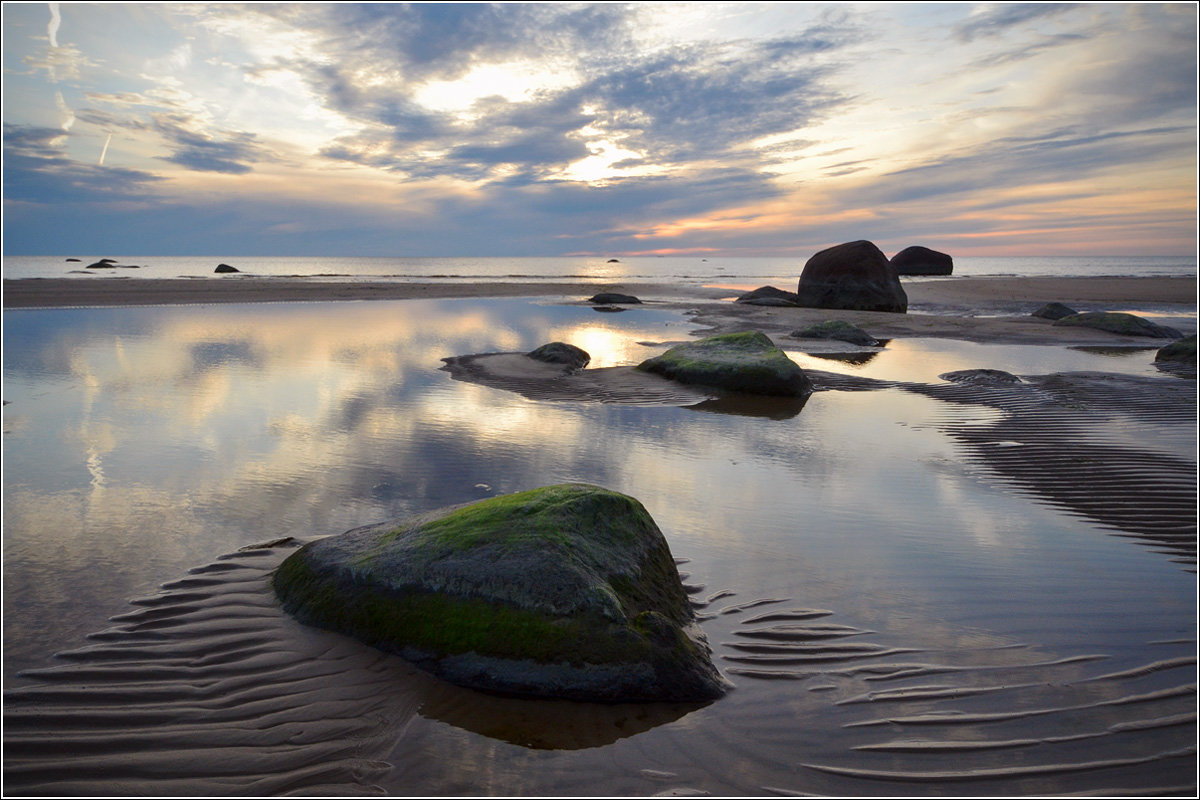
[2,2,1196,257]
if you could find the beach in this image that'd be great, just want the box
[3,273,1196,796]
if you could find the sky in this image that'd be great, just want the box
[2,2,1197,258]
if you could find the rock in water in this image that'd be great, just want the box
[890,245,953,276]
[790,320,879,347]
[1032,302,1079,320]
[1155,334,1196,363]
[637,331,813,397]
[796,240,908,313]
[215,263,240,273]
[1054,311,1183,339]
[526,342,591,370]
[273,484,728,702]
[588,292,640,305]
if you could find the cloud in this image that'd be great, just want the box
[953,3,1075,42]
[2,124,162,204]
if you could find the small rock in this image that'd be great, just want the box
[1155,334,1196,363]
[939,369,1022,385]
[1054,311,1182,339]
[589,292,641,305]
[637,331,813,397]
[790,320,879,347]
[215,263,240,273]
[526,342,591,370]
[1032,302,1078,320]
[736,286,799,306]
[607,258,621,263]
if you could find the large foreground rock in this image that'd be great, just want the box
[273,484,727,702]
[890,245,953,276]
[796,240,907,313]
[637,331,812,397]
[1054,311,1183,339]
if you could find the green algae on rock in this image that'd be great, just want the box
[1155,334,1196,363]
[273,484,728,702]
[636,331,813,397]
[1054,311,1183,339]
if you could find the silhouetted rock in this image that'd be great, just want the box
[890,246,953,276]
[637,331,813,397]
[65,258,81,262]
[1055,312,1183,339]
[527,342,591,370]
[215,263,240,273]
[940,369,1022,385]
[588,292,640,304]
[796,240,907,313]
[273,484,728,702]
[85,260,118,269]
[607,258,620,263]
[1155,334,1196,363]
[791,320,880,347]
[1032,302,1078,320]
[736,286,799,306]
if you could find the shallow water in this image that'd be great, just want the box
[3,297,1196,795]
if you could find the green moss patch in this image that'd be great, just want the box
[636,331,812,397]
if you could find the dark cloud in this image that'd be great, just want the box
[953,3,1075,42]
[151,113,268,174]
[2,124,162,204]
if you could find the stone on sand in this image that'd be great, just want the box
[790,320,880,347]
[273,483,727,702]
[588,292,640,304]
[1032,302,1079,320]
[890,245,953,276]
[736,286,799,306]
[1054,311,1182,339]
[526,342,591,370]
[1155,334,1196,363]
[796,240,908,313]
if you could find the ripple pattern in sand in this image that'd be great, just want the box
[2,541,429,796]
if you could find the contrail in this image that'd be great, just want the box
[99,133,112,165]
[48,3,61,48]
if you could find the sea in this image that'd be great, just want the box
[2,253,1196,286]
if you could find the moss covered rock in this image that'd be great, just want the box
[273,484,727,702]
[636,331,813,397]
[527,342,590,370]
[1155,334,1196,363]
[1054,311,1183,339]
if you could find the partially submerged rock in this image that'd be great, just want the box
[890,245,953,276]
[1054,311,1183,339]
[796,240,907,313]
[790,320,880,347]
[1155,334,1196,363]
[526,342,591,370]
[1032,302,1078,321]
[215,263,241,274]
[939,369,1022,386]
[637,331,813,397]
[273,484,727,702]
[736,286,799,306]
[588,292,640,305]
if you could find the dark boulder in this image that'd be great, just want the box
[890,246,953,276]
[1054,312,1183,339]
[65,258,81,262]
[589,292,640,305]
[273,484,728,702]
[85,259,118,269]
[527,342,591,371]
[215,263,240,273]
[790,320,880,347]
[1032,302,1079,320]
[939,369,1022,385]
[736,286,799,306]
[1155,334,1196,363]
[637,331,813,397]
[796,240,907,313]
[607,258,621,263]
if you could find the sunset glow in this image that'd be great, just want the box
[2,2,1195,257]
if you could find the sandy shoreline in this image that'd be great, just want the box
[3,274,1195,310]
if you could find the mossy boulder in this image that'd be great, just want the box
[790,320,879,347]
[796,240,907,313]
[273,484,727,702]
[527,342,590,370]
[1054,311,1183,339]
[1155,334,1196,363]
[636,331,813,397]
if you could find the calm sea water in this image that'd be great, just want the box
[3,296,1195,794]
[3,253,1196,285]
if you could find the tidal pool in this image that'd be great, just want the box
[3,298,1195,796]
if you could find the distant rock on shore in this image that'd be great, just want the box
[1054,311,1183,339]
[273,483,728,702]
[215,263,241,274]
[796,240,907,313]
[890,246,953,276]
[588,292,640,304]
[736,286,799,306]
